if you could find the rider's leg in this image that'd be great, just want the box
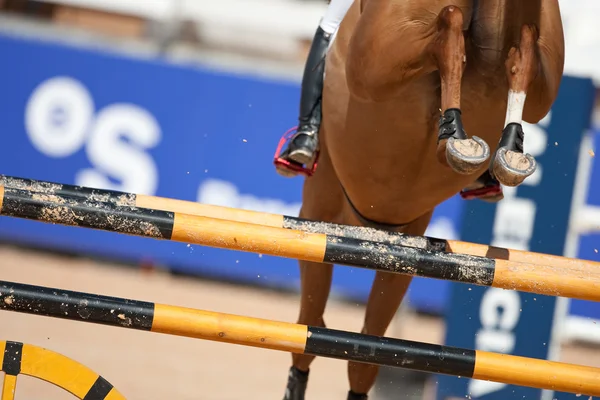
[277,0,354,176]
[283,27,330,166]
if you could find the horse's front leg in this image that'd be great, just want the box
[433,6,491,175]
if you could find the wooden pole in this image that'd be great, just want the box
[1,175,592,273]
[0,280,598,397]
[0,185,599,301]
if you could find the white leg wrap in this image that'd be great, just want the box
[504,90,527,126]
[319,0,354,35]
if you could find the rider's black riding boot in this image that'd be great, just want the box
[283,366,309,400]
[278,26,332,172]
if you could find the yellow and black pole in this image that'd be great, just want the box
[1,174,593,273]
[0,184,599,301]
[0,279,599,397]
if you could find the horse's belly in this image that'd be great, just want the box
[323,93,507,224]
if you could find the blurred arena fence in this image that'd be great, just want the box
[0,0,328,61]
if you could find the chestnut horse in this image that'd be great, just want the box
[281,0,564,399]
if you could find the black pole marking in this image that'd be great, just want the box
[283,216,449,252]
[2,341,23,376]
[1,187,173,239]
[0,281,155,331]
[83,376,116,400]
[305,326,476,377]
[324,236,496,286]
[0,175,134,206]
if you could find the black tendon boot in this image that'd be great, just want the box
[347,390,369,400]
[283,366,309,400]
[276,26,332,176]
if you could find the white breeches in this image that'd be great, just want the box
[319,0,354,35]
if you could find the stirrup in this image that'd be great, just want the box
[273,126,319,177]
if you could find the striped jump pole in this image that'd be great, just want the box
[0,280,599,397]
[0,185,599,302]
[0,174,593,273]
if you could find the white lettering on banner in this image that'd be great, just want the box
[468,113,550,398]
[76,104,161,195]
[469,288,521,397]
[25,76,161,195]
[25,76,94,158]
[490,193,536,250]
[491,112,550,250]
[424,217,459,240]
[520,112,550,187]
[197,178,302,217]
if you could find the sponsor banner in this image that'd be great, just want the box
[436,76,597,400]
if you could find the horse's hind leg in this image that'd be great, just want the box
[433,6,491,175]
[489,25,539,186]
[490,1,564,186]
[346,1,489,175]
[347,211,434,398]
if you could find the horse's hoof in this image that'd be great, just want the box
[491,147,536,187]
[347,390,369,399]
[283,366,308,400]
[445,135,490,175]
